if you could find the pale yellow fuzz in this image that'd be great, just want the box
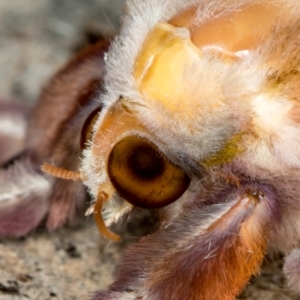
[134,22,203,113]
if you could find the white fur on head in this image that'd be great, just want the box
[81,0,300,218]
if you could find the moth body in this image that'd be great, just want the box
[1,0,300,299]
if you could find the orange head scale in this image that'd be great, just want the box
[43,0,300,299]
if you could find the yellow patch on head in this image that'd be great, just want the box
[202,134,244,166]
[134,22,203,113]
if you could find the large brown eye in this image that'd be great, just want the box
[80,107,101,149]
[107,136,190,209]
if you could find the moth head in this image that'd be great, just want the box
[43,1,290,241]
[80,0,282,211]
[81,100,191,210]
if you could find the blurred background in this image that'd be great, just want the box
[0,0,298,299]
[0,0,125,104]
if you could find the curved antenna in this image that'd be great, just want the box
[93,190,121,242]
[41,162,82,181]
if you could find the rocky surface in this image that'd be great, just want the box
[0,1,300,299]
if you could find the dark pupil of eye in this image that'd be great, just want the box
[127,144,165,180]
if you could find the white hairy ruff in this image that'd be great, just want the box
[240,94,300,173]
[81,106,109,199]
[82,0,300,205]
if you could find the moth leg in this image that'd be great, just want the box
[91,185,279,300]
[0,159,50,237]
[0,41,110,236]
[0,102,49,237]
[283,248,300,293]
[21,40,108,231]
[41,40,110,230]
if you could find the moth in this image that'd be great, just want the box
[1,0,300,299]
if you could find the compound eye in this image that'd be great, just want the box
[107,136,190,209]
[80,107,101,149]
